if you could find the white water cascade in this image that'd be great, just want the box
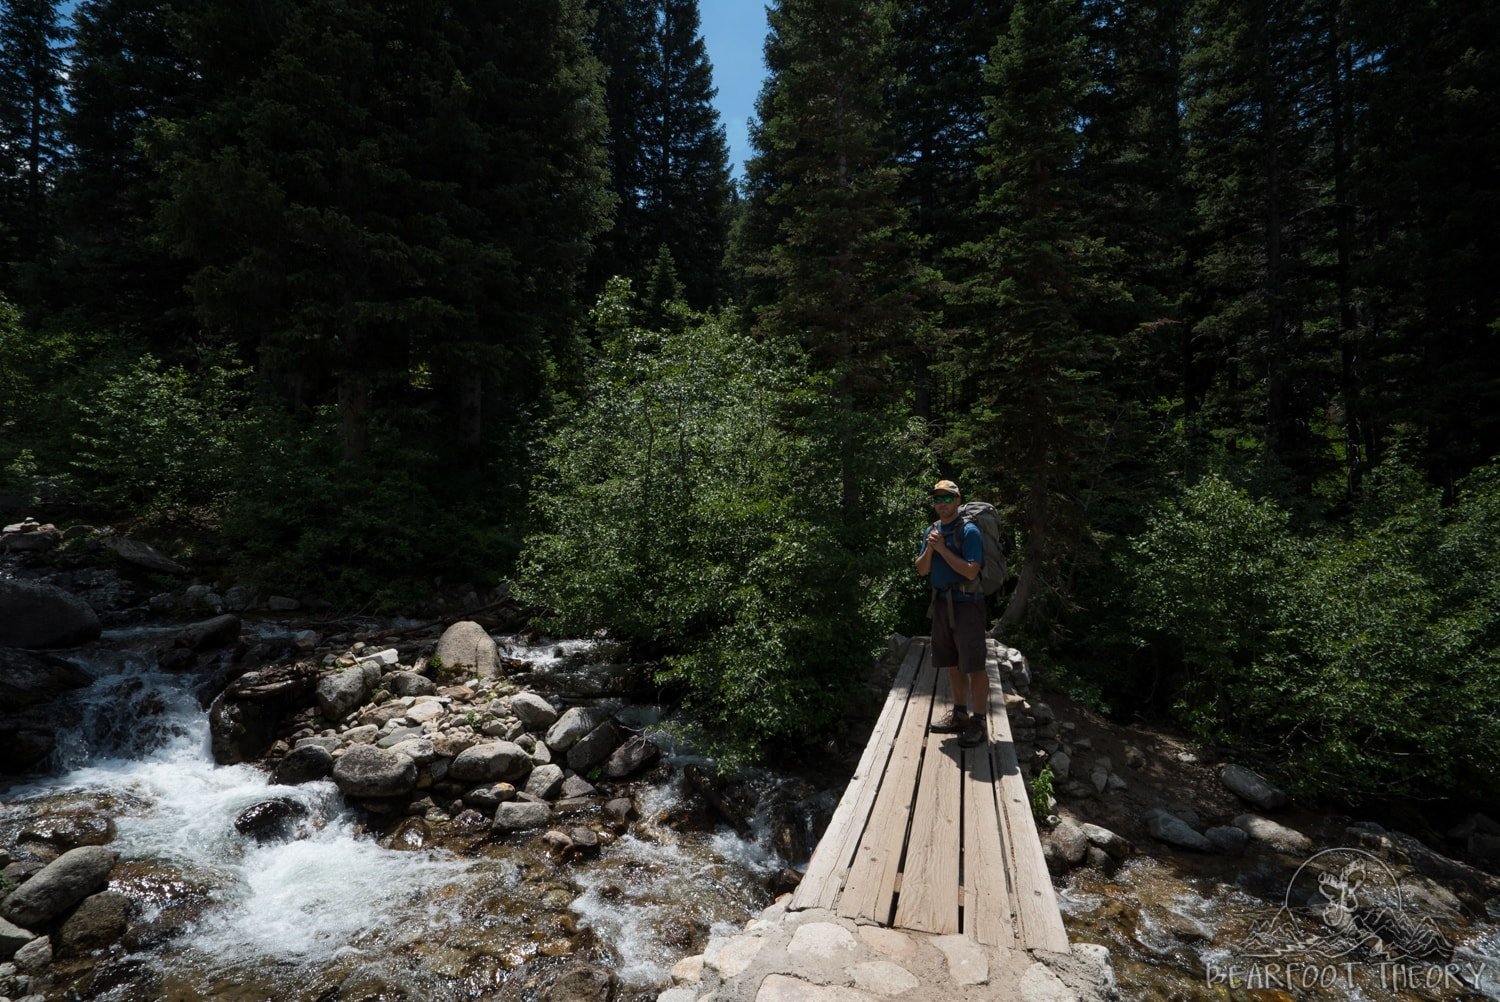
[2,629,785,1000]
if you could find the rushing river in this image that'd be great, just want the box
[1,629,785,1001]
[6,623,1500,1001]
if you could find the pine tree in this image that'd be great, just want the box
[742,0,924,421]
[1349,0,1500,489]
[160,0,610,459]
[1182,0,1336,493]
[58,0,196,342]
[950,0,1128,628]
[585,0,654,295]
[588,0,730,308]
[639,0,730,307]
[0,0,67,293]
[889,1,1011,424]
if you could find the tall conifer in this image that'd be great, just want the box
[59,0,196,342]
[0,0,66,292]
[952,0,1126,628]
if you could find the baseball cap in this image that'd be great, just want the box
[930,479,962,497]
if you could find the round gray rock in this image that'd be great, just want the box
[1144,809,1212,852]
[0,579,102,649]
[1233,813,1312,854]
[545,706,608,752]
[449,741,532,783]
[0,845,117,928]
[544,965,616,1002]
[331,744,417,798]
[0,914,34,959]
[316,666,372,722]
[524,763,565,800]
[104,535,187,574]
[1219,764,1290,810]
[510,692,559,730]
[435,621,499,678]
[58,889,130,953]
[1206,824,1250,854]
[273,744,335,785]
[566,720,621,772]
[385,671,436,697]
[493,800,552,831]
[602,735,660,779]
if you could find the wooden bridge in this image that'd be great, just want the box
[789,637,1068,953]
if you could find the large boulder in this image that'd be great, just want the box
[57,889,130,954]
[0,523,60,552]
[20,813,115,849]
[1233,813,1312,854]
[0,648,92,711]
[566,720,621,773]
[524,764,566,800]
[332,744,417,798]
[316,666,372,722]
[234,798,308,843]
[450,741,532,783]
[1144,809,1212,852]
[272,744,334,785]
[103,535,187,575]
[602,735,660,779]
[208,691,283,765]
[385,671,436,697]
[435,621,500,678]
[543,965,617,1002]
[510,692,559,730]
[0,579,102,649]
[1219,764,1289,811]
[175,615,242,652]
[545,706,609,753]
[0,914,34,959]
[493,801,551,832]
[0,845,118,928]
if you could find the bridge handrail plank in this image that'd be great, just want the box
[987,649,1070,952]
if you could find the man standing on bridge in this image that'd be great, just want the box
[915,479,989,748]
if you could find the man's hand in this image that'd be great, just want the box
[926,527,945,552]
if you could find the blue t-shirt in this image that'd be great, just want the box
[919,518,984,601]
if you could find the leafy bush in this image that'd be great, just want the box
[520,283,930,767]
[70,353,251,520]
[1128,462,1500,803]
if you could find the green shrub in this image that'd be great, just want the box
[519,283,929,767]
[1128,461,1500,803]
[70,352,251,520]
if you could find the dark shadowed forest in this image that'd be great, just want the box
[2,0,1496,802]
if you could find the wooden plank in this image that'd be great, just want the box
[791,639,927,911]
[987,644,1070,953]
[962,700,1016,949]
[837,652,941,924]
[892,712,963,934]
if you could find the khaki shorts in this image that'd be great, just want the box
[931,595,987,674]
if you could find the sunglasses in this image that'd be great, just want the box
[930,495,957,504]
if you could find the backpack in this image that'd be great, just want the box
[933,501,1009,596]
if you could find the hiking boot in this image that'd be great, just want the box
[929,709,969,734]
[959,715,988,748]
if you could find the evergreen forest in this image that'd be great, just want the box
[2,0,1496,807]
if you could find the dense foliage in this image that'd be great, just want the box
[520,282,929,766]
[1129,461,1500,803]
[0,0,1494,797]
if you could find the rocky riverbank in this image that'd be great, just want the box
[5,517,1500,1001]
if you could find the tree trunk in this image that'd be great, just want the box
[338,374,368,462]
